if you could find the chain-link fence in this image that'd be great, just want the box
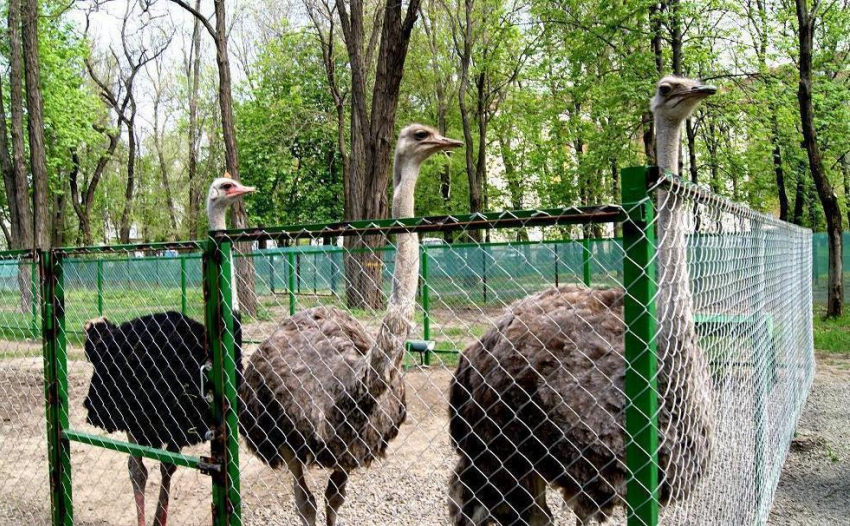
[0,167,813,525]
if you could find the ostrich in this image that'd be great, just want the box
[238,124,463,526]
[447,76,717,525]
[82,176,253,526]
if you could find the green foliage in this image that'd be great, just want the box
[236,30,343,227]
[814,305,850,353]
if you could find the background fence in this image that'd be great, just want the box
[0,231,838,343]
[0,167,814,525]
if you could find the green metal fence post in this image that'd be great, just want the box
[203,239,242,526]
[554,242,560,287]
[41,250,73,525]
[421,246,431,366]
[583,237,592,286]
[621,166,660,526]
[269,253,275,294]
[30,259,38,336]
[287,250,297,315]
[181,256,188,315]
[97,259,104,316]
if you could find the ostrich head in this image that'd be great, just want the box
[392,124,463,210]
[387,124,462,308]
[206,174,255,230]
[651,76,716,174]
[651,76,717,124]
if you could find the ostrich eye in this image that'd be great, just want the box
[413,130,430,141]
[221,183,233,190]
[659,85,672,95]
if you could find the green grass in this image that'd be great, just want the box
[813,305,850,353]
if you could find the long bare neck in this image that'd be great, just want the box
[654,113,714,481]
[364,155,420,395]
[208,203,240,314]
[655,113,691,330]
[388,158,420,310]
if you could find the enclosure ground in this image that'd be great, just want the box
[767,352,850,526]
[2,348,845,525]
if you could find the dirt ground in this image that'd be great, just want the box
[1,345,847,525]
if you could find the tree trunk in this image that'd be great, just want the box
[772,116,789,222]
[52,178,67,247]
[119,111,137,243]
[337,0,423,310]
[422,7,451,202]
[792,161,806,226]
[211,0,257,316]
[686,120,698,183]
[841,154,849,230]
[21,0,49,249]
[0,78,20,249]
[153,87,178,234]
[187,0,203,239]
[796,0,842,315]
[6,0,32,251]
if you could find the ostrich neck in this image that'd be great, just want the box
[388,158,420,312]
[653,112,714,471]
[655,114,693,336]
[364,156,420,396]
[208,203,240,314]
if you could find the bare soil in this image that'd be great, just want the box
[1,347,847,525]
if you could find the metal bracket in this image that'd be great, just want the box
[623,201,651,224]
[199,457,222,476]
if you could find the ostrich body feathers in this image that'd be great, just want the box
[449,285,711,523]
[239,306,407,471]
[83,311,243,449]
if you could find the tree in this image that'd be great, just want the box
[3,0,33,252]
[325,0,423,309]
[84,1,168,244]
[795,0,842,315]
[167,0,257,316]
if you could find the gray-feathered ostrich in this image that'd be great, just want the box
[239,124,463,526]
[82,176,253,526]
[447,77,716,525]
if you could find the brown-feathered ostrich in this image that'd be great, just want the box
[447,77,717,525]
[239,124,463,526]
[82,176,253,526]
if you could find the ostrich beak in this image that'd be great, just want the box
[427,135,464,156]
[435,136,465,149]
[687,84,717,97]
[226,182,256,197]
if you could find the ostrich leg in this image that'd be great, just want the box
[527,474,553,526]
[127,433,148,526]
[153,445,180,526]
[284,449,317,526]
[325,469,349,526]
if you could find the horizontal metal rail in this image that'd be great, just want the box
[216,205,629,243]
[63,429,219,472]
[655,172,811,234]
[53,240,204,257]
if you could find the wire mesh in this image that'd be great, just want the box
[0,174,813,525]
[0,252,48,525]
[49,244,212,526]
[653,175,813,524]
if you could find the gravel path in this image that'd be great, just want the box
[767,352,850,526]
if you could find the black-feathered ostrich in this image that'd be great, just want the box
[238,124,463,526]
[82,176,253,526]
[447,77,717,525]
